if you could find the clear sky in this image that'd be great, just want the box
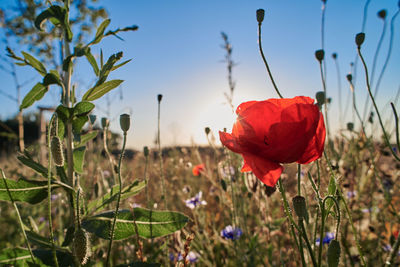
[1,0,399,149]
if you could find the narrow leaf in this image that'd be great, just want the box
[82,208,189,240]
[74,130,98,147]
[73,146,86,174]
[91,19,111,45]
[22,52,47,76]
[87,180,146,213]
[34,5,65,30]
[83,79,123,101]
[85,49,99,76]
[17,155,49,178]
[20,82,48,110]
[0,177,56,204]
[72,115,88,134]
[43,73,62,87]
[111,59,132,71]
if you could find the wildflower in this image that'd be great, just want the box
[316,232,335,246]
[219,96,325,187]
[187,251,200,263]
[192,164,205,176]
[185,191,207,209]
[346,190,356,199]
[221,225,243,240]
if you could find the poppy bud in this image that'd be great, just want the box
[73,228,91,265]
[101,117,109,129]
[205,127,211,135]
[377,9,387,19]
[89,114,96,125]
[50,118,58,137]
[368,112,374,123]
[292,195,307,219]
[355,33,365,47]
[327,239,341,267]
[347,122,354,131]
[316,91,326,106]
[143,146,149,157]
[346,74,352,82]
[332,53,337,59]
[119,113,130,133]
[256,9,265,24]
[315,49,325,62]
[157,94,163,102]
[51,136,64,166]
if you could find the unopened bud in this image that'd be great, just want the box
[50,118,58,137]
[377,9,387,19]
[51,136,64,166]
[256,9,265,24]
[157,94,163,102]
[292,195,307,219]
[347,122,354,131]
[89,114,96,125]
[316,91,326,106]
[355,32,365,47]
[101,117,109,129]
[315,49,325,62]
[346,74,352,82]
[119,113,130,132]
[332,53,337,59]
[143,146,149,157]
[205,127,210,135]
[327,239,341,267]
[73,228,91,265]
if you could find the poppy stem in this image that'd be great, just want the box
[257,21,284,99]
[357,47,400,162]
[297,164,301,196]
[318,61,331,143]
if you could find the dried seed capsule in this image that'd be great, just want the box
[292,195,307,219]
[256,9,265,24]
[355,33,365,47]
[120,113,130,132]
[143,146,149,157]
[377,9,387,19]
[327,239,341,267]
[51,136,64,166]
[73,228,91,265]
[315,49,325,62]
[205,127,211,135]
[332,53,337,59]
[346,74,352,82]
[347,122,354,131]
[101,117,109,129]
[316,91,326,106]
[157,94,163,102]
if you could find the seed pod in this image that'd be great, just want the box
[347,122,354,131]
[73,228,91,265]
[256,9,265,24]
[157,94,163,102]
[143,146,149,157]
[315,49,325,62]
[101,117,109,129]
[89,114,96,125]
[50,117,58,137]
[346,74,352,82]
[377,9,387,19]
[205,127,211,135]
[332,53,337,59]
[51,136,64,166]
[316,91,326,106]
[355,33,365,47]
[120,113,130,132]
[292,195,307,219]
[327,239,341,267]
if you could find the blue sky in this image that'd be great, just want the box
[1,0,399,149]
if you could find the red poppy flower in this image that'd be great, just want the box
[219,96,325,187]
[192,164,205,176]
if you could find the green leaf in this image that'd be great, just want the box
[0,177,56,204]
[87,180,146,213]
[20,83,48,110]
[111,59,132,71]
[91,19,111,45]
[73,45,89,57]
[56,105,72,122]
[17,154,49,178]
[74,130,98,147]
[325,175,337,215]
[73,146,86,174]
[85,48,99,76]
[96,52,123,86]
[34,5,65,30]
[22,52,47,76]
[82,79,123,101]
[62,55,73,72]
[0,248,32,264]
[82,208,189,240]
[73,101,95,117]
[72,115,88,134]
[43,73,62,87]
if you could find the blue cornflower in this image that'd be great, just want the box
[221,225,243,240]
[316,232,335,246]
[187,251,200,263]
[185,191,207,209]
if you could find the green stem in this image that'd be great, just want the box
[157,99,167,209]
[106,132,127,267]
[300,219,318,267]
[297,164,301,196]
[257,21,283,98]
[144,152,150,208]
[390,103,400,154]
[1,169,36,263]
[385,232,400,266]
[47,115,59,267]
[357,47,400,161]
[318,61,330,142]
[298,218,307,267]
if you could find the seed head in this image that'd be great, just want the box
[292,195,308,219]
[355,33,365,47]
[377,9,387,19]
[73,228,91,265]
[101,117,109,129]
[315,49,325,62]
[120,113,131,133]
[51,136,64,166]
[256,9,265,24]
[205,127,211,135]
[143,146,149,157]
[157,94,163,102]
[332,53,337,59]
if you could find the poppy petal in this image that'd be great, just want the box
[236,101,257,115]
[241,154,283,187]
[219,131,244,153]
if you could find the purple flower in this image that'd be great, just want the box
[221,225,243,240]
[187,251,199,263]
[346,191,356,199]
[185,191,207,209]
[316,232,335,246]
